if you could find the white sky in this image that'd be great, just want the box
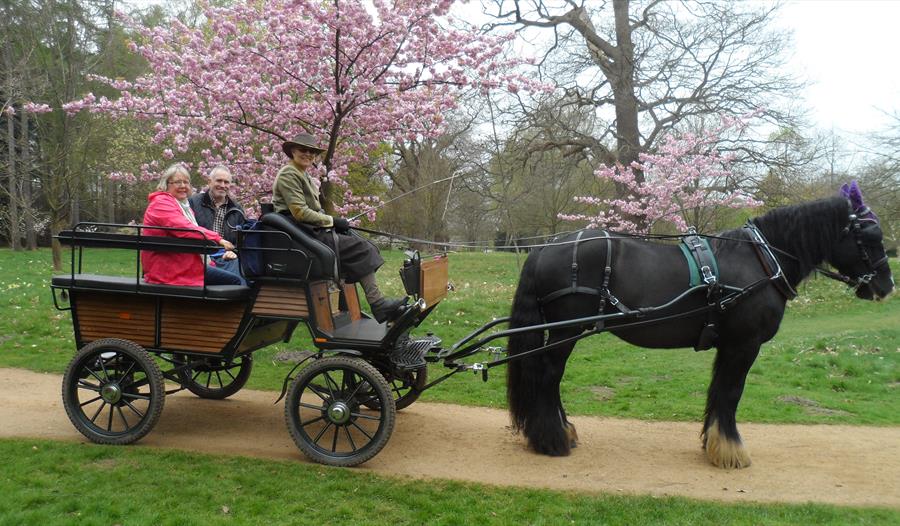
[776,0,899,135]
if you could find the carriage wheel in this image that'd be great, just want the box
[284,356,396,467]
[175,355,253,400]
[362,365,427,411]
[62,338,165,445]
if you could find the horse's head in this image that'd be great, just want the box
[829,181,894,300]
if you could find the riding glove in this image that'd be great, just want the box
[332,217,351,233]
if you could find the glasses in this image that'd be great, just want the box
[294,148,320,156]
[167,180,191,187]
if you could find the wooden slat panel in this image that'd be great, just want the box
[253,306,310,317]
[420,256,449,307]
[75,293,156,347]
[159,298,246,352]
[310,281,333,332]
[252,283,310,317]
[343,283,361,321]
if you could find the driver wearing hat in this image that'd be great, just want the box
[272,133,406,323]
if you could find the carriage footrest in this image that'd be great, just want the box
[391,336,442,371]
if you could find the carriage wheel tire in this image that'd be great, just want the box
[62,338,165,445]
[284,356,396,467]
[393,366,427,410]
[176,355,253,400]
[362,365,427,411]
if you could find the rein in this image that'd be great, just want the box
[354,211,882,294]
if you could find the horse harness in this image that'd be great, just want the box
[814,210,889,291]
[534,226,807,352]
[680,229,723,351]
[536,230,630,324]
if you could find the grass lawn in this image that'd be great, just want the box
[0,439,896,526]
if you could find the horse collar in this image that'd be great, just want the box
[744,222,798,300]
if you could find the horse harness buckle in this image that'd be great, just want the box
[680,229,720,287]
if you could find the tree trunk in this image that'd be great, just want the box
[6,104,20,250]
[51,215,66,270]
[106,178,115,222]
[21,110,36,249]
[611,0,643,182]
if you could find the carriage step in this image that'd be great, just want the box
[391,336,442,371]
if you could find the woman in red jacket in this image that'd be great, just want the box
[141,163,245,286]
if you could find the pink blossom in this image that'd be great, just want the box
[59,0,533,210]
[564,116,762,233]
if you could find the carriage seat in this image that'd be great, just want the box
[243,212,337,281]
[51,274,251,300]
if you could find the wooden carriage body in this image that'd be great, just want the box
[51,221,449,362]
[50,220,448,467]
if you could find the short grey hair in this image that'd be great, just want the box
[156,163,191,192]
[207,164,232,181]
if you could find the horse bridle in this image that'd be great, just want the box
[815,211,889,291]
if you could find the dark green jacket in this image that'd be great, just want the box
[272,163,333,227]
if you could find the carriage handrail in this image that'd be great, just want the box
[57,221,230,297]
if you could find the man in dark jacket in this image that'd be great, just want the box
[189,165,245,274]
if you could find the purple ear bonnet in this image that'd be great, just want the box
[842,180,877,221]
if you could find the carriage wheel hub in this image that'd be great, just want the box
[327,402,351,424]
[101,383,122,404]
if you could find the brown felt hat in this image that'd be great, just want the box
[282,133,325,158]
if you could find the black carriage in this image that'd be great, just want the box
[51,213,449,467]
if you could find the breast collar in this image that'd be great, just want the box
[743,222,798,300]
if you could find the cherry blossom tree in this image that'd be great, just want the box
[560,116,760,233]
[64,0,533,215]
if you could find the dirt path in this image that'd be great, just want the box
[2,368,898,508]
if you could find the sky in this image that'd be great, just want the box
[777,0,900,135]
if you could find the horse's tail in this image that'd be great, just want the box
[506,251,546,433]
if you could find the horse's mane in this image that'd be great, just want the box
[748,195,850,276]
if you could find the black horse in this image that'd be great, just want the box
[506,183,894,468]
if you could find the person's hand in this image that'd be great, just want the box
[222,250,238,260]
[219,239,235,251]
[332,217,351,233]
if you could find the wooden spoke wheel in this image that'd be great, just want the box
[284,356,395,467]
[176,355,253,400]
[62,338,165,445]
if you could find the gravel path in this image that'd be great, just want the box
[2,367,898,508]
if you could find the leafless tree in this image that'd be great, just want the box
[483,0,805,188]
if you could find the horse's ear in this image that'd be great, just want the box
[839,183,850,198]
[848,180,865,209]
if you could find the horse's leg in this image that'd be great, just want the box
[524,330,578,456]
[702,342,761,469]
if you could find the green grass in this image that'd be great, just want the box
[1,248,898,425]
[1,249,898,521]
[0,439,896,526]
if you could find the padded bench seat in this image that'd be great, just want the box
[52,273,251,300]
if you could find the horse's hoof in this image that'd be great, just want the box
[704,421,752,469]
[565,422,579,449]
[528,432,572,456]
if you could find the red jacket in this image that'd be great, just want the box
[141,191,222,286]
